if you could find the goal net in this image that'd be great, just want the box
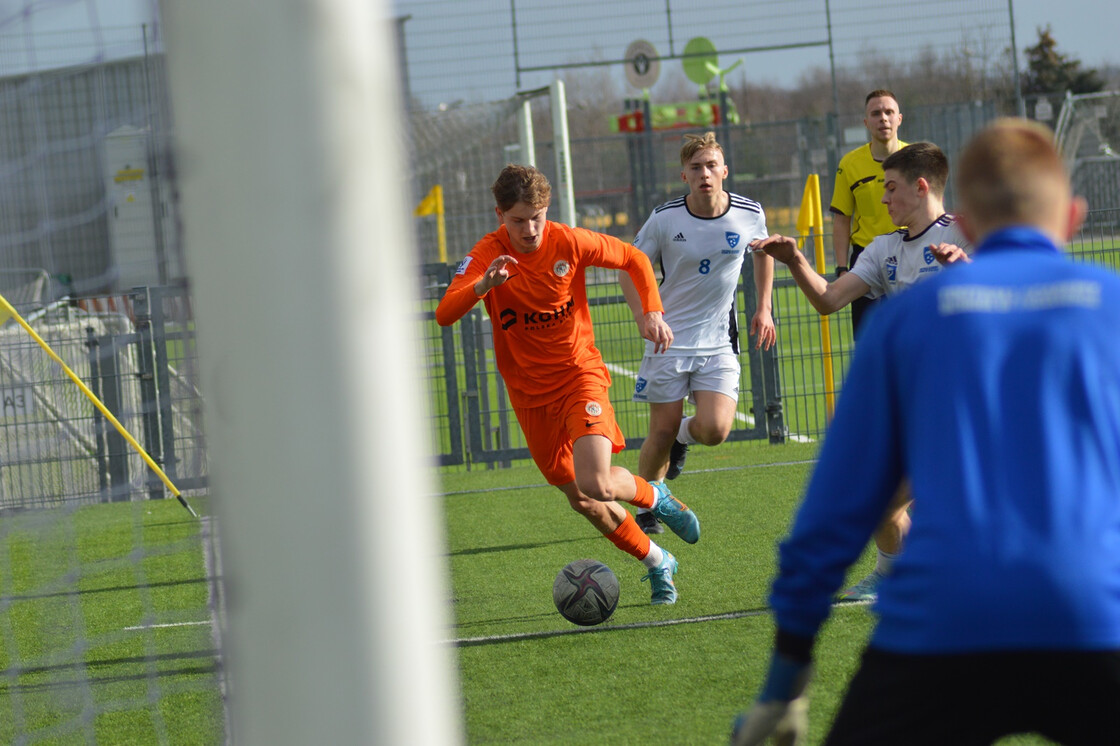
[0,3,222,743]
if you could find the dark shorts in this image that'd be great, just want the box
[825,647,1120,746]
[848,244,881,336]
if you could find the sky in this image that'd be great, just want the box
[749,0,1117,88]
[383,0,1119,110]
[0,1,1112,92]
[0,0,160,74]
[695,0,1118,90]
[1009,0,1116,73]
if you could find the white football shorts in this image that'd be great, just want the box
[631,352,740,404]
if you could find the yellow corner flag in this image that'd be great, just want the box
[796,173,823,250]
[413,184,442,217]
[797,174,837,420]
[414,184,447,263]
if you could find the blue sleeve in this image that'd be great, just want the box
[769,306,906,640]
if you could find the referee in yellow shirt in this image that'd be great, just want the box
[830,89,906,334]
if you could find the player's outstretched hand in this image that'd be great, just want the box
[750,308,777,351]
[929,243,971,265]
[475,255,519,294]
[730,653,812,746]
[640,311,673,353]
[730,698,809,746]
[748,235,799,265]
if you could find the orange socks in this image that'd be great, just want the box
[605,512,652,560]
[629,476,655,509]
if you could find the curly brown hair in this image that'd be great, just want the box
[491,164,552,211]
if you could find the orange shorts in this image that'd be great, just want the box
[514,382,625,485]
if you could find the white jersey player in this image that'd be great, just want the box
[850,214,972,299]
[633,192,769,356]
[620,132,775,533]
[752,141,971,605]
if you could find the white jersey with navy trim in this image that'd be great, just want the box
[850,214,972,300]
[633,192,768,355]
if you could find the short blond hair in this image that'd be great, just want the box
[955,118,1070,232]
[680,131,724,166]
[491,164,551,211]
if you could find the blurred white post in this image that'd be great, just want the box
[517,99,536,166]
[550,79,576,226]
[159,1,461,744]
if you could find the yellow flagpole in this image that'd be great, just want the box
[0,294,198,517]
[434,184,447,263]
[414,184,447,263]
[796,175,836,419]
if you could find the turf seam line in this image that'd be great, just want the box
[445,599,872,646]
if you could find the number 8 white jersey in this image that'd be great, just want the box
[633,192,768,356]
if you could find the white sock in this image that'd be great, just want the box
[642,542,664,569]
[637,481,661,515]
[875,548,899,575]
[677,415,697,445]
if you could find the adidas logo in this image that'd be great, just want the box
[672,232,686,242]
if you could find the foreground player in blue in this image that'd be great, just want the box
[754,142,972,603]
[731,119,1120,745]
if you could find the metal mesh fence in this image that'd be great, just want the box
[0,287,206,511]
[394,0,1016,112]
[426,208,1120,470]
[0,29,179,295]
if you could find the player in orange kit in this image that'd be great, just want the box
[436,164,701,604]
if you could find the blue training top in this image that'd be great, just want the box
[771,227,1120,654]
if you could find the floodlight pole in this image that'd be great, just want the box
[1008,0,1025,117]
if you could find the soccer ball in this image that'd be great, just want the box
[552,559,620,626]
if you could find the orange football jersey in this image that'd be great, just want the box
[436,221,662,408]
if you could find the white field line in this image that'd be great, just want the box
[445,599,873,647]
[123,620,212,631]
[603,361,814,443]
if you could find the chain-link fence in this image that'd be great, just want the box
[0,285,206,510]
[425,207,1120,470]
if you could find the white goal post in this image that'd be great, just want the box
[159,1,461,743]
[515,80,576,227]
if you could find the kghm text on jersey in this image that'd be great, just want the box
[499,296,576,330]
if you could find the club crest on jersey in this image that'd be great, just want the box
[725,232,740,249]
[923,245,936,264]
[585,401,602,416]
[634,377,647,394]
[454,256,473,275]
[886,255,898,282]
[553,260,571,277]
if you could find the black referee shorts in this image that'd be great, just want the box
[848,243,880,336]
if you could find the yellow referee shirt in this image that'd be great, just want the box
[829,141,908,248]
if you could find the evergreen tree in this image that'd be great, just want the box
[1022,25,1104,95]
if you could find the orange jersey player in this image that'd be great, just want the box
[436,164,701,605]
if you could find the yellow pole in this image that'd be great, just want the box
[796,174,836,419]
[0,294,198,517]
[808,225,837,420]
[414,184,447,263]
[435,184,447,264]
